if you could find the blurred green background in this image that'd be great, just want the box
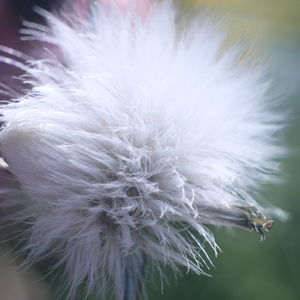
[1,1,299,299]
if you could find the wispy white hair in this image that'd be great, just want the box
[0,1,284,299]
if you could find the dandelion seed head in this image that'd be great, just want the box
[0,1,284,299]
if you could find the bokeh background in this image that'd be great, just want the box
[0,0,299,299]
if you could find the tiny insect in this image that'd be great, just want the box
[239,206,274,241]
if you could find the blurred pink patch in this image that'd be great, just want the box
[72,0,153,24]
[100,0,152,18]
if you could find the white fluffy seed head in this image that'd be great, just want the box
[0,1,284,299]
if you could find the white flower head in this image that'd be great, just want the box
[0,1,284,299]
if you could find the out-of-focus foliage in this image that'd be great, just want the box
[184,0,300,40]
